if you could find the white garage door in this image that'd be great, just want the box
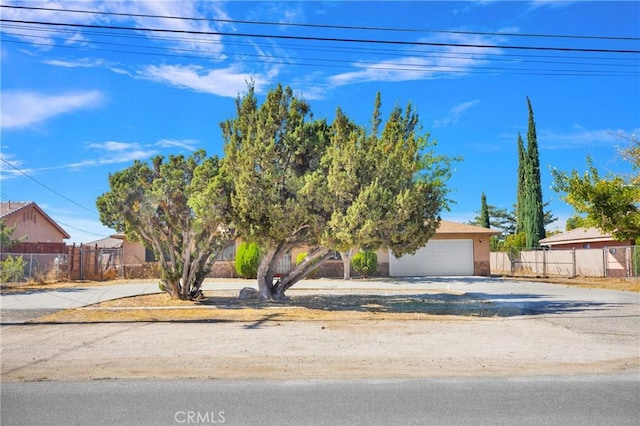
[389,239,474,276]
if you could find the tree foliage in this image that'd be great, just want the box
[320,94,454,279]
[96,150,234,300]
[1,220,23,250]
[479,192,490,229]
[351,250,378,278]
[515,98,546,247]
[221,84,333,300]
[235,242,262,279]
[552,157,640,241]
[221,84,454,299]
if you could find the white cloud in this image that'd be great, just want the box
[0,90,104,130]
[156,139,199,151]
[138,64,266,97]
[434,100,480,128]
[327,32,504,88]
[538,127,640,150]
[2,0,229,57]
[43,58,109,68]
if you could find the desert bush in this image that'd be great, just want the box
[235,242,262,279]
[351,250,378,278]
[0,255,26,283]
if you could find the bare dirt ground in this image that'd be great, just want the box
[1,286,638,382]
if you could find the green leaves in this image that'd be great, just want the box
[552,156,640,241]
[96,150,234,299]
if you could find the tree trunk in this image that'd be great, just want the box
[274,248,331,299]
[256,244,285,300]
[340,248,356,280]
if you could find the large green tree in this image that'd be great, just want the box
[321,94,453,279]
[515,97,546,247]
[222,84,454,298]
[96,150,234,300]
[221,84,333,300]
[552,157,640,241]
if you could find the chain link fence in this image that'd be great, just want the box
[1,246,123,283]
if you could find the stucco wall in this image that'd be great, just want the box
[3,206,66,243]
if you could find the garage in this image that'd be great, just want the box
[389,239,474,276]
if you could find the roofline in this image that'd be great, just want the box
[1,202,71,239]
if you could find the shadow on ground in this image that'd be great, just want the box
[197,292,620,318]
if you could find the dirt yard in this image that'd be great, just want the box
[2,287,638,382]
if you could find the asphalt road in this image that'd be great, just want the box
[2,375,638,426]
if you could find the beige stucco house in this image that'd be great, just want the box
[93,219,499,278]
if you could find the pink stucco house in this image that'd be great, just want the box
[0,201,70,245]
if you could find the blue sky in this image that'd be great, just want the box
[1,0,639,243]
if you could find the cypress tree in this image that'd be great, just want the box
[515,133,526,235]
[479,192,490,229]
[525,97,545,247]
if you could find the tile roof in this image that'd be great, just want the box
[0,201,71,239]
[437,220,501,235]
[539,227,613,245]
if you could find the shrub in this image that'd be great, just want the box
[235,242,262,279]
[0,255,26,283]
[295,252,317,279]
[351,250,378,278]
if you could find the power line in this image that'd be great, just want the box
[4,28,637,72]
[2,4,639,41]
[0,157,99,216]
[2,18,639,55]
[3,25,637,70]
[2,38,635,78]
[5,22,637,65]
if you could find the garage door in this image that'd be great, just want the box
[389,239,474,276]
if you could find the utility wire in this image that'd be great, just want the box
[3,38,634,77]
[0,157,99,216]
[2,18,639,54]
[3,26,637,69]
[4,21,637,64]
[3,4,639,41]
[4,30,637,72]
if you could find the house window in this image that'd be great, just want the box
[329,250,342,260]
[218,244,235,261]
[583,243,591,249]
[145,247,157,262]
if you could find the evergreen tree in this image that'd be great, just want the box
[524,97,546,247]
[479,192,490,229]
[515,98,546,248]
[515,134,526,235]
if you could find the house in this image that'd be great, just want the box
[95,219,500,279]
[0,201,70,246]
[539,227,634,249]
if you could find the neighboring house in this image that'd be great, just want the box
[539,227,634,249]
[95,220,499,278]
[0,201,70,245]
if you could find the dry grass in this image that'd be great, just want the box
[33,289,485,324]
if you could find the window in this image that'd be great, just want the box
[145,247,157,262]
[583,243,591,249]
[218,243,235,261]
[329,250,342,260]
